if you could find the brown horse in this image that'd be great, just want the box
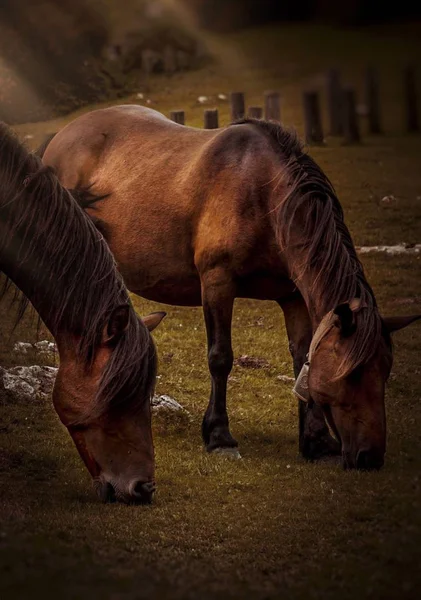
[42,105,420,470]
[0,121,166,503]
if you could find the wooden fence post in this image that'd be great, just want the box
[230,92,245,121]
[326,68,343,136]
[342,88,360,144]
[303,91,324,145]
[365,67,382,134]
[404,66,419,133]
[248,106,263,119]
[264,91,281,121]
[170,110,185,125]
[204,109,219,129]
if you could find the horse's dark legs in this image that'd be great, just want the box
[201,269,238,454]
[279,295,340,459]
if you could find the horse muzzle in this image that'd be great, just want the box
[95,478,156,504]
[342,448,384,471]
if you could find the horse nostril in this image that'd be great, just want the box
[96,481,116,503]
[131,480,156,504]
[356,450,384,471]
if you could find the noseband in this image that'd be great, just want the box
[292,315,336,403]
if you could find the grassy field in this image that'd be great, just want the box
[1,22,421,600]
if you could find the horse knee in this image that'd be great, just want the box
[208,345,233,377]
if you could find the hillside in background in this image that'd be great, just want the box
[0,0,207,124]
[1,0,421,124]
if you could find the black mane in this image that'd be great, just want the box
[238,118,382,377]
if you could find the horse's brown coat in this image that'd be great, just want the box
[0,121,164,503]
[43,105,420,469]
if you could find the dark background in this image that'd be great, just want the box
[1,0,420,123]
[187,0,421,29]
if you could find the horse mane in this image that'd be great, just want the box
[0,122,156,421]
[236,118,383,378]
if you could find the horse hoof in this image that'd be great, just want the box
[210,447,242,460]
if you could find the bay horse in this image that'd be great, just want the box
[0,121,166,503]
[41,105,420,470]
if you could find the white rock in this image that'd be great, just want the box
[136,93,144,100]
[197,96,208,104]
[2,373,35,401]
[13,340,56,355]
[357,244,421,255]
[151,394,187,413]
[13,342,33,354]
[1,365,58,401]
[217,93,227,101]
[34,340,56,354]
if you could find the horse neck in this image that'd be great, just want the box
[0,175,118,345]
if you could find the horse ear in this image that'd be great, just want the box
[103,304,130,345]
[349,297,368,312]
[333,302,356,337]
[383,314,421,333]
[142,311,166,332]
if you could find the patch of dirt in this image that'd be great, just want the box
[234,355,270,369]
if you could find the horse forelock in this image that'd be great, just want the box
[236,118,384,375]
[0,122,154,419]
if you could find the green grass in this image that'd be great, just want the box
[1,21,421,600]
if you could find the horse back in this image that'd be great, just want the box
[43,106,288,303]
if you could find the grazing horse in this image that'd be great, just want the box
[0,121,166,503]
[42,105,420,470]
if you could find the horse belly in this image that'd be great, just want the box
[137,274,202,307]
[238,273,294,301]
[116,250,202,307]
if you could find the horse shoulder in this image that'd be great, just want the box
[193,126,277,273]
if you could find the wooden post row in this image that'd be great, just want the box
[230,92,245,121]
[404,66,419,133]
[264,91,281,121]
[365,67,382,134]
[342,88,360,144]
[169,110,185,125]
[326,68,343,136]
[303,91,324,145]
[204,109,219,129]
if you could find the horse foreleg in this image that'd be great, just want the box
[200,268,239,456]
[279,294,340,460]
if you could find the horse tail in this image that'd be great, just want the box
[35,132,57,158]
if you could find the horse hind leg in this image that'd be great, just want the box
[279,294,340,460]
[200,267,240,458]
